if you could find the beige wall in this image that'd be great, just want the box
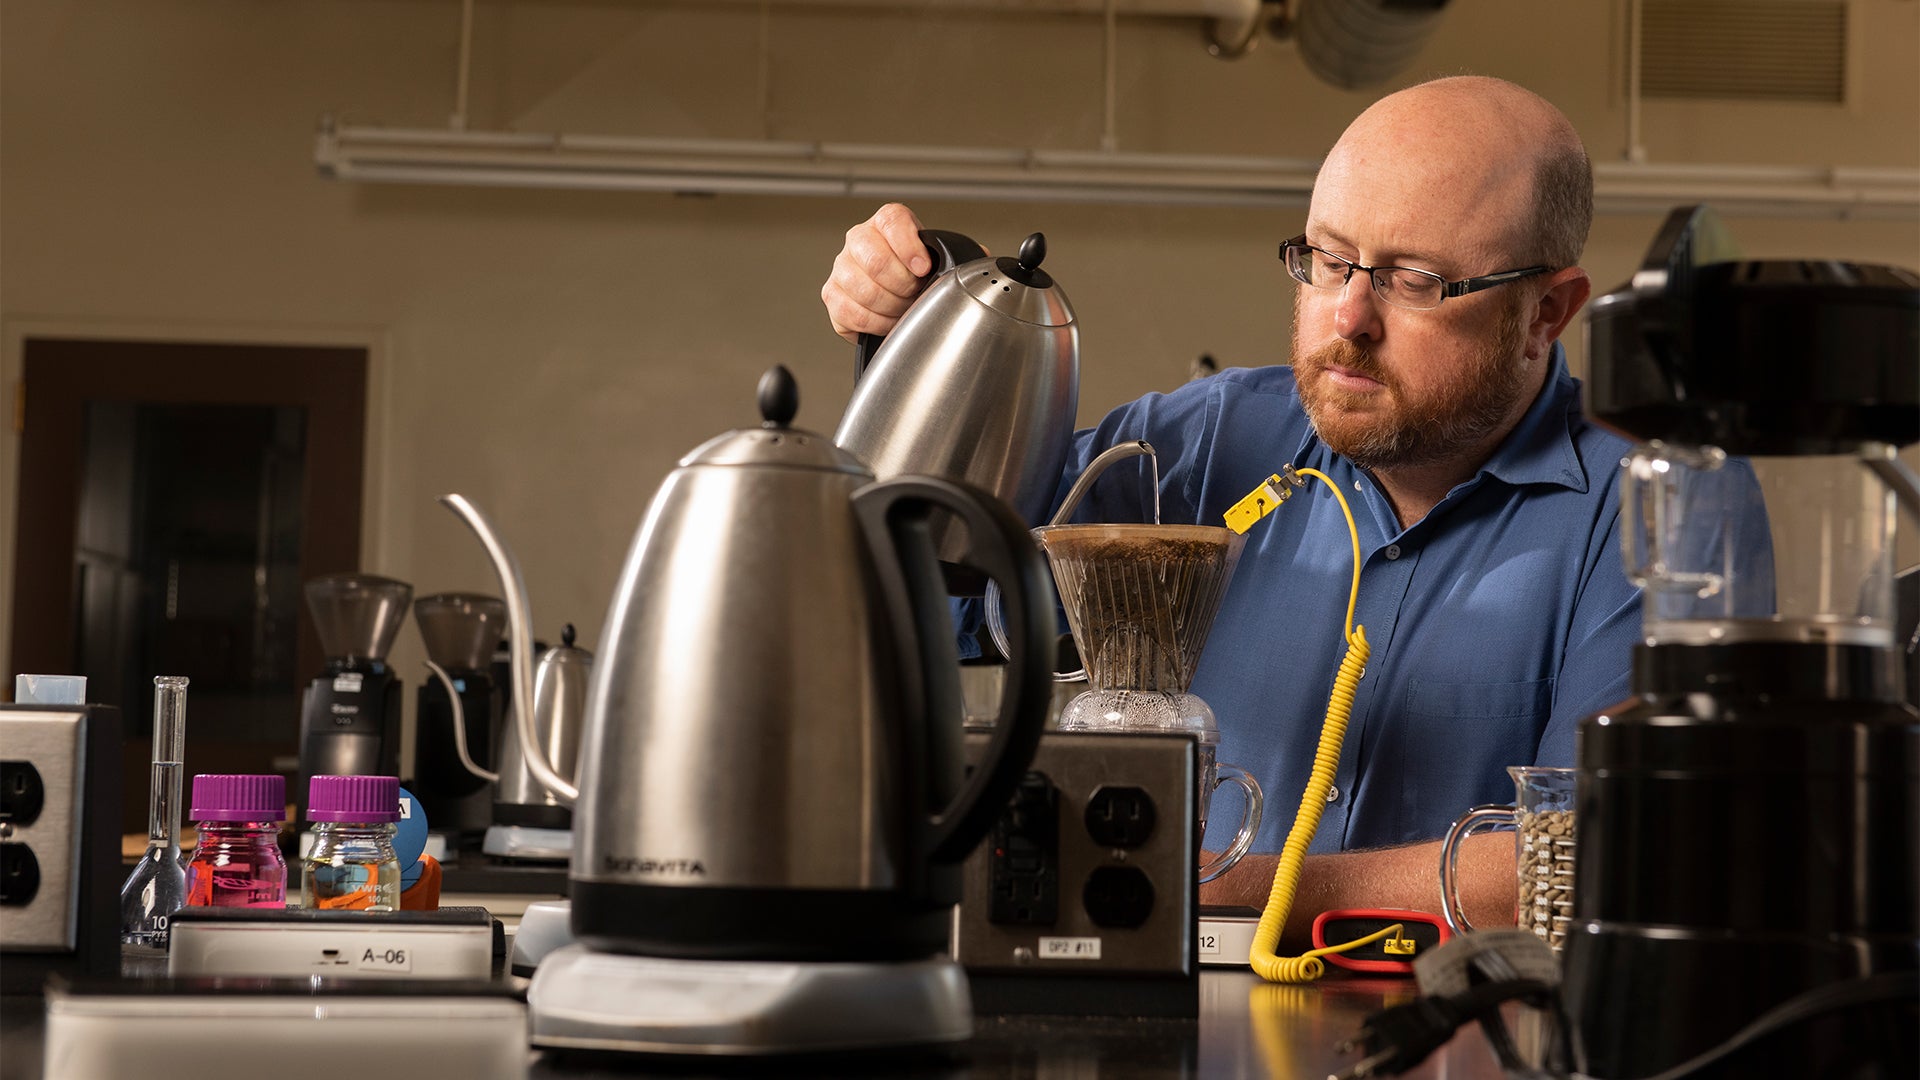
[4,1,1917,761]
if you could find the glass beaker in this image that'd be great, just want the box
[1439,766,1575,950]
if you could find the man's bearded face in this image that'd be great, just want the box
[1292,292,1532,472]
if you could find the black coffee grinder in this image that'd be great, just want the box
[1569,206,1919,1078]
[412,592,507,850]
[296,573,413,822]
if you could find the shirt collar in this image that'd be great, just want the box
[1475,341,1589,493]
[1288,341,1591,494]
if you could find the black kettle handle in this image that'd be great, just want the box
[851,475,1053,867]
[852,229,991,383]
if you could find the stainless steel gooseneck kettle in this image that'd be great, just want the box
[835,229,1079,594]
[443,366,1055,962]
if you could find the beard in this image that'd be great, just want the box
[1292,296,1534,472]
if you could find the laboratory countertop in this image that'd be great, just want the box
[1,960,1520,1080]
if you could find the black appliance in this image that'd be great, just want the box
[296,573,412,823]
[411,592,507,845]
[1568,205,1919,1078]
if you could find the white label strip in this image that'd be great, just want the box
[1038,936,1102,960]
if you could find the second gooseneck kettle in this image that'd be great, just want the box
[444,366,1056,963]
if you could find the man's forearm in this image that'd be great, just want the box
[1199,831,1516,951]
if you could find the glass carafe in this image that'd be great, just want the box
[1623,442,1896,645]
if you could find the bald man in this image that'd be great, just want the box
[822,77,1733,943]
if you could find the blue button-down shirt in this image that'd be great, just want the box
[982,348,1770,854]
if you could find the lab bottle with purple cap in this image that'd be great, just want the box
[302,775,401,911]
[185,774,288,908]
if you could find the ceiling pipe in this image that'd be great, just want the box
[704,0,1265,57]
[315,121,1920,219]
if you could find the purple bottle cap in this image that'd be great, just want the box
[190,774,287,822]
[306,775,401,823]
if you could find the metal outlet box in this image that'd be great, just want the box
[953,729,1198,1016]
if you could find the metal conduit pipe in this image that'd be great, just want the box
[698,0,1265,56]
[315,121,1920,219]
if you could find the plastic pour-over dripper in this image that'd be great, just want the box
[1037,523,1245,693]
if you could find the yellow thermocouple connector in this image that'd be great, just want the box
[1225,467,1306,535]
[1382,934,1417,957]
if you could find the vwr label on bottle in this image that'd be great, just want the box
[1038,937,1101,960]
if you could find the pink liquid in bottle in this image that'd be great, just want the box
[184,774,288,908]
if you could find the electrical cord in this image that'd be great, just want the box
[1237,466,1374,984]
[1330,977,1561,1080]
[1327,970,1918,1080]
[1604,970,1918,1080]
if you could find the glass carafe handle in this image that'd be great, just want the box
[1198,762,1263,884]
[1438,803,1515,935]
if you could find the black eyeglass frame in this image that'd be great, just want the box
[1279,234,1552,309]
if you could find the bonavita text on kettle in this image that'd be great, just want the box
[604,855,707,877]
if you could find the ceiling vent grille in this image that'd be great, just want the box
[1641,0,1847,103]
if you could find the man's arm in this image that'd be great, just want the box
[1199,831,1515,952]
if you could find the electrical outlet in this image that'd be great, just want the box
[1,843,43,905]
[989,772,1059,925]
[0,704,123,990]
[1083,865,1155,929]
[1,761,47,824]
[1084,785,1156,848]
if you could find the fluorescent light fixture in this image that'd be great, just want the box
[315,122,1920,219]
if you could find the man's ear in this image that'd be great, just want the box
[1527,267,1592,361]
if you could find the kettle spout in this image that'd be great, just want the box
[437,493,579,806]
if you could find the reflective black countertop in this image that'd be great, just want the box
[3,961,1513,1080]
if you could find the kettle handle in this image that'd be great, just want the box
[852,475,1054,867]
[852,229,991,382]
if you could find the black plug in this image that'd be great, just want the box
[1330,995,1469,1079]
[1330,978,1558,1079]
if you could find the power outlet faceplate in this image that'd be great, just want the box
[0,703,123,991]
[954,730,1197,991]
[0,711,86,948]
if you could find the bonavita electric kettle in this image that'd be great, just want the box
[443,366,1055,961]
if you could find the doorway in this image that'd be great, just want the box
[8,337,368,833]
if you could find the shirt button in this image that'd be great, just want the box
[1354,480,1363,492]
[1385,544,1402,560]
[1326,784,1341,803]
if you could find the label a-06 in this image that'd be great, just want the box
[318,944,412,972]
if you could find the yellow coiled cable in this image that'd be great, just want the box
[1248,466,1372,984]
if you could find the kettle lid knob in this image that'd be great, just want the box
[757,364,799,429]
[1000,233,1055,290]
[560,622,576,648]
[1017,233,1047,272]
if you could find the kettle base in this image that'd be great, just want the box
[527,943,973,1055]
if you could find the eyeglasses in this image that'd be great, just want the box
[1280,235,1550,311]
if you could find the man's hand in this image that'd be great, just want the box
[1199,832,1517,952]
[822,203,933,343]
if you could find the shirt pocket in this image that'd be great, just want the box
[1392,676,1554,843]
